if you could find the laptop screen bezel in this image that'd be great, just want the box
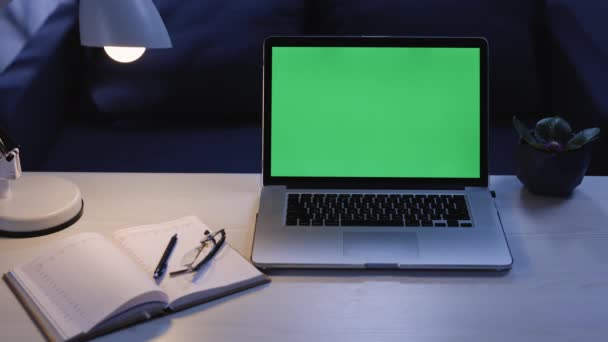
[263,36,488,189]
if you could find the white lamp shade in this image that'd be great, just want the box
[79,0,171,48]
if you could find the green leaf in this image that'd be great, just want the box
[535,116,572,144]
[513,116,544,149]
[566,127,600,150]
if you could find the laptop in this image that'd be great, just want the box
[252,36,512,270]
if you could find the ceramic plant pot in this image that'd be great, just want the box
[515,142,592,197]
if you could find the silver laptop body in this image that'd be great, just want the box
[252,36,512,270]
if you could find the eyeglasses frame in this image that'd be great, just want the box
[169,228,226,277]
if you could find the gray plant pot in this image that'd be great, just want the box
[515,142,592,197]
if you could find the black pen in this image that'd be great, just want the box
[154,234,178,279]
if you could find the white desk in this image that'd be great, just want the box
[1,173,607,342]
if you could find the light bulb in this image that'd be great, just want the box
[103,46,146,63]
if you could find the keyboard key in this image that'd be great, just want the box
[340,220,366,226]
[341,220,403,227]
[447,220,459,227]
[298,219,311,226]
[366,214,379,221]
[460,222,473,227]
[453,195,466,202]
[340,213,353,220]
[457,213,471,220]
[327,214,339,221]
[299,214,313,221]
[405,220,420,227]
[405,214,417,221]
[434,222,447,227]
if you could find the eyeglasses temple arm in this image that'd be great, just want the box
[192,234,226,271]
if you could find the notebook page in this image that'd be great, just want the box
[113,216,264,307]
[11,233,167,338]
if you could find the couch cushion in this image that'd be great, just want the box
[83,0,306,122]
[313,0,546,120]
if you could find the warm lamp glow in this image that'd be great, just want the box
[103,46,146,63]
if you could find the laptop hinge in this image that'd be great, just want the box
[286,184,466,190]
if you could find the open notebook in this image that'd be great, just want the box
[4,216,269,342]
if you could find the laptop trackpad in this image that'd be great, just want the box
[343,232,419,260]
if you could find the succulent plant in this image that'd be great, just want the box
[513,116,600,153]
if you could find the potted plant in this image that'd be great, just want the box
[513,116,600,196]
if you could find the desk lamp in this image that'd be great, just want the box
[80,0,172,63]
[0,0,171,237]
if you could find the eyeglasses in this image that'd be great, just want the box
[169,229,226,277]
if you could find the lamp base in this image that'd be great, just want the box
[0,176,83,238]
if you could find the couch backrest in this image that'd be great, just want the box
[0,0,79,169]
[310,0,547,121]
[546,0,608,126]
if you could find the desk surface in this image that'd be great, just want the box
[1,173,607,342]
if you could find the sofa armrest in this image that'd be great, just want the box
[0,1,80,170]
[546,1,608,125]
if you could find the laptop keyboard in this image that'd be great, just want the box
[285,193,472,228]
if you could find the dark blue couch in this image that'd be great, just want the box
[0,0,605,174]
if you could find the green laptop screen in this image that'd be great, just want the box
[270,47,480,178]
